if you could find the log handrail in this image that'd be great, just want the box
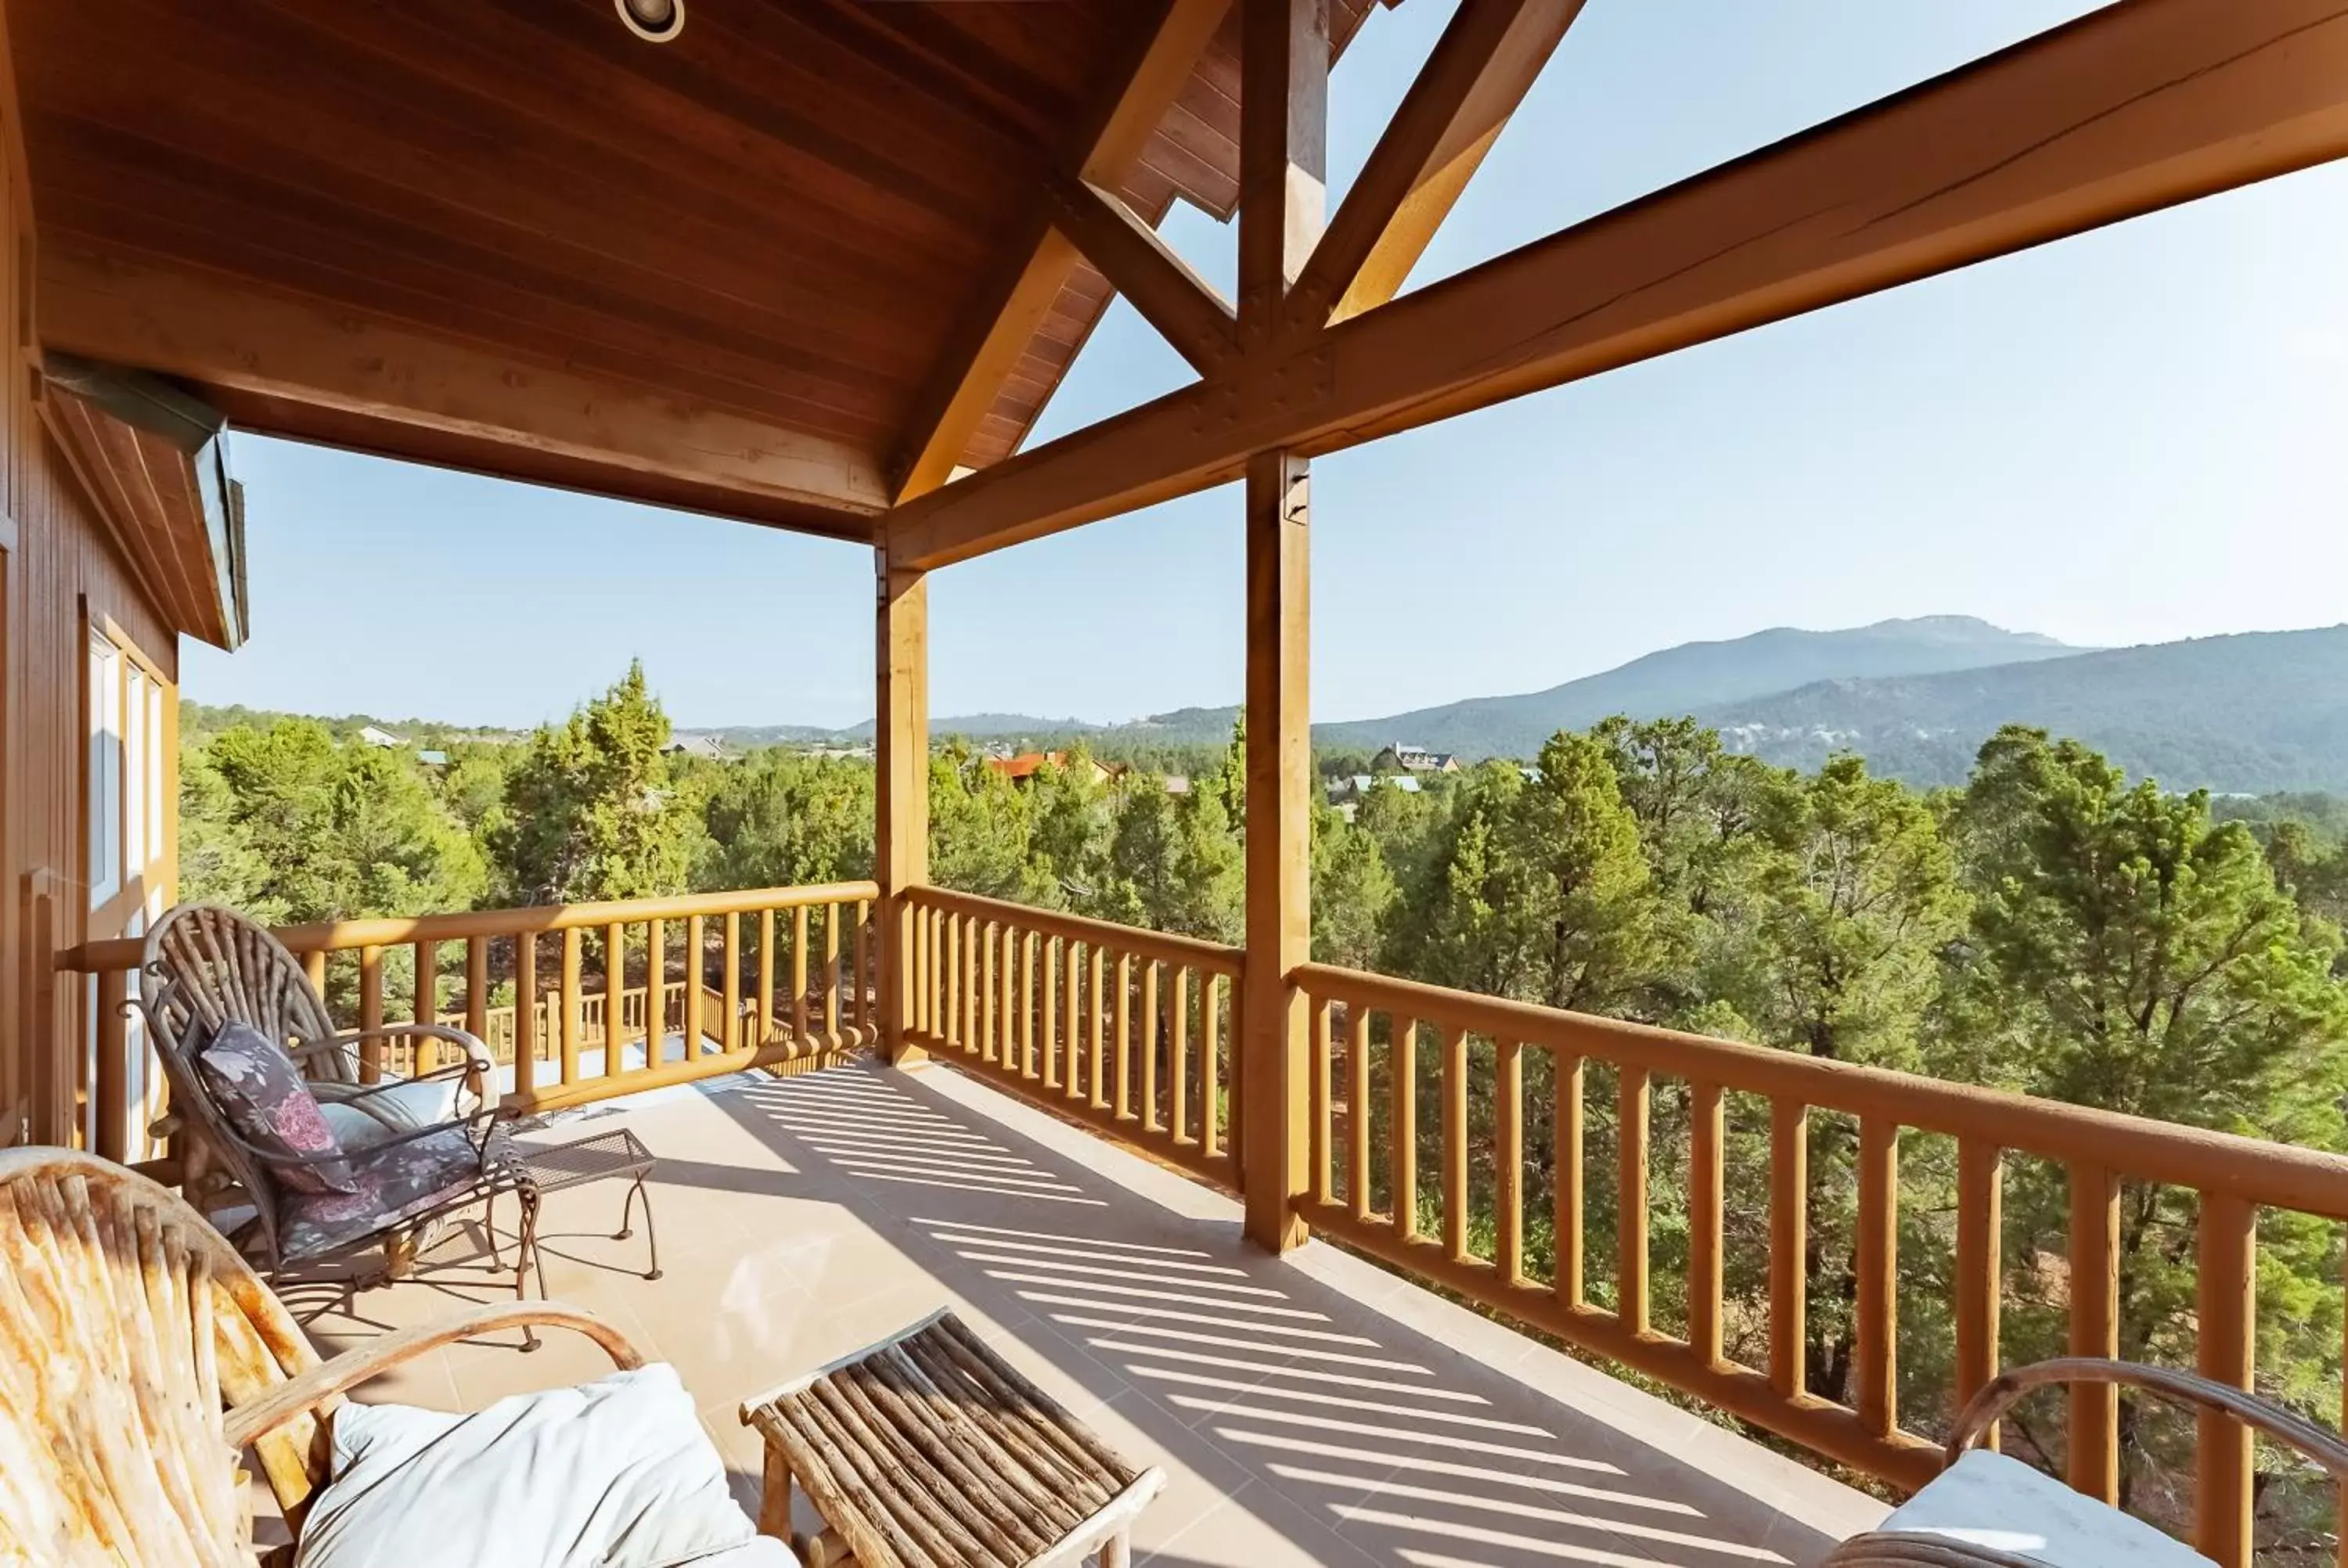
[906,885,1244,976]
[58,882,878,971]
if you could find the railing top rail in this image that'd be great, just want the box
[906,884,1244,974]
[1295,960,2348,1219]
[59,883,882,973]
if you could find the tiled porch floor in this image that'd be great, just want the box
[291,1059,1886,1568]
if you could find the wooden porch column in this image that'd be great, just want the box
[875,547,929,1066]
[1237,0,1326,1254]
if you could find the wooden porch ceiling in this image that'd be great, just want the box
[12,0,1389,542]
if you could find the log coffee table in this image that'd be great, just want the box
[739,1309,1164,1567]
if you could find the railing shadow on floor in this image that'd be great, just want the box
[690,1058,1849,1568]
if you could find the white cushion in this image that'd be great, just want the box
[673,1542,797,1566]
[295,1364,762,1568]
[1876,1450,2213,1568]
[314,1077,470,1149]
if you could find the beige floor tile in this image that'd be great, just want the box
[275,1066,1874,1567]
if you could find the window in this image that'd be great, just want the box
[87,630,121,907]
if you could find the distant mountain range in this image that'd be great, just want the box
[652,616,2348,794]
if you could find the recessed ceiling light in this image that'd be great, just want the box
[616,0,683,43]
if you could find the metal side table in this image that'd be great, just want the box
[508,1126,660,1349]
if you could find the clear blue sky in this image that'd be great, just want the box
[184,0,2348,732]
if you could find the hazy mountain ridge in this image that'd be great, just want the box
[1700,625,2348,791]
[1311,616,2080,757]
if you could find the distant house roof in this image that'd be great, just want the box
[1338,774,1421,796]
[1372,744,1457,774]
[416,749,448,767]
[664,735,729,761]
[357,725,404,748]
[987,751,1115,786]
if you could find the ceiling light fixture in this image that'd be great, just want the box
[615,0,683,43]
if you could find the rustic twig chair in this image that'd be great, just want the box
[1826,1358,2348,1568]
[136,902,520,1287]
[0,1146,643,1567]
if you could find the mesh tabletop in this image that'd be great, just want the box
[510,1127,655,1196]
[742,1310,1157,1568]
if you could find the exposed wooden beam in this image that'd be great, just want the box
[1237,0,1328,338]
[1044,175,1237,375]
[1290,0,1584,331]
[890,0,2348,569]
[39,239,891,523]
[888,0,1236,503]
[1238,0,1325,1260]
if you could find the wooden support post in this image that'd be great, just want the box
[876,549,929,1065]
[1239,450,1313,1253]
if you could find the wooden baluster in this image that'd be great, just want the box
[1021,931,1039,1079]
[1442,1025,1470,1264]
[1201,975,1223,1159]
[979,920,998,1063]
[412,940,435,1074]
[1224,968,1243,1156]
[1690,1079,1724,1367]
[1114,953,1134,1120]
[758,908,777,1049]
[465,937,488,1051]
[1391,1016,1418,1239]
[723,912,741,1054]
[359,945,384,1082]
[1088,944,1107,1109]
[561,928,582,1085]
[1063,938,1083,1102]
[997,922,1014,1068]
[646,918,667,1070]
[1141,959,1161,1129]
[1043,937,1062,1091]
[686,915,705,1058]
[94,970,128,1162]
[1309,996,1333,1204]
[2069,1163,2122,1504]
[603,921,625,1078]
[514,933,538,1099]
[1348,1005,1372,1222]
[794,905,812,1050]
[1554,1050,1584,1307]
[1956,1141,2003,1446]
[2197,1195,2256,1568]
[1770,1101,1809,1398]
[1496,1039,1524,1282]
[855,898,872,1041]
[1166,967,1190,1142]
[1618,1066,1651,1332]
[304,949,326,997]
[1856,1117,1899,1437]
[825,904,843,1047]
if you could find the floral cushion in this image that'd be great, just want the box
[198,1021,356,1196]
[276,1126,513,1263]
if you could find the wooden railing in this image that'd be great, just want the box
[62,884,877,1120]
[1289,961,2348,1566]
[900,886,1244,1192]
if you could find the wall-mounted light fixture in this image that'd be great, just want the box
[616,0,684,43]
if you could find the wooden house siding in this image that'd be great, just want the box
[0,31,182,1149]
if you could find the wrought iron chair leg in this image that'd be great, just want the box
[483,1189,505,1270]
[516,1186,542,1352]
[631,1174,661,1281]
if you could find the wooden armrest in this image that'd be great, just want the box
[223,1301,646,1450]
[1950,1357,2348,1479]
